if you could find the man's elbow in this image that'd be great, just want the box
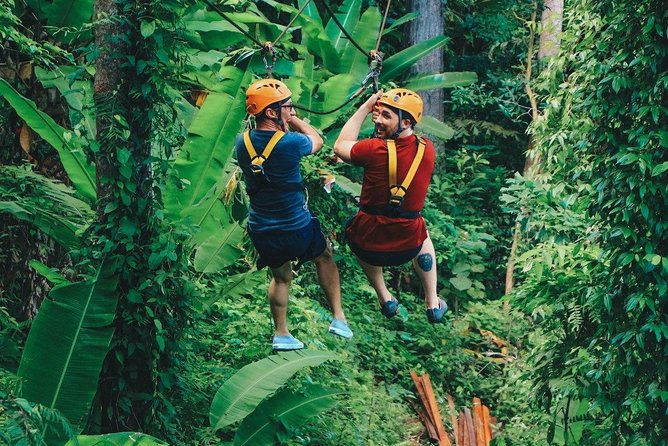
[312,139,324,153]
[333,140,342,157]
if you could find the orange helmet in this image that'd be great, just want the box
[246,79,292,116]
[378,88,423,123]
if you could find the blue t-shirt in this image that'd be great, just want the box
[235,130,313,232]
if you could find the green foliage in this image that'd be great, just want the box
[0,80,96,203]
[505,0,668,444]
[210,350,340,430]
[234,385,343,446]
[17,260,119,440]
[0,369,77,446]
[64,432,168,446]
[0,165,93,248]
[0,308,21,371]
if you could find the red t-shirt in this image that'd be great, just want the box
[346,135,435,252]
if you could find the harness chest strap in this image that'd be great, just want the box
[243,130,285,172]
[387,137,426,205]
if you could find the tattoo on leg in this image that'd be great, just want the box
[417,253,433,272]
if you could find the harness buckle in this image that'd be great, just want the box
[250,156,266,175]
[388,195,404,207]
[388,185,406,207]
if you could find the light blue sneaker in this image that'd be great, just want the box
[328,319,353,339]
[272,334,304,351]
[426,298,448,323]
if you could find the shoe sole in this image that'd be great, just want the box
[328,327,353,339]
[272,343,304,350]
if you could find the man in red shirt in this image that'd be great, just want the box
[334,88,447,323]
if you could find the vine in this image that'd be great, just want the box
[75,0,197,440]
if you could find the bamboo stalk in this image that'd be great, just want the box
[447,394,459,445]
[472,398,485,446]
[464,408,475,446]
[482,404,492,442]
[410,371,438,440]
[422,374,451,446]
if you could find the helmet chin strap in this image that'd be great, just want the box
[374,110,405,139]
[390,110,404,139]
[271,105,287,132]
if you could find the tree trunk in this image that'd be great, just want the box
[505,0,563,295]
[93,0,155,433]
[409,0,444,122]
[538,0,564,60]
[93,0,124,210]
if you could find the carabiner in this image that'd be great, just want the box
[262,41,276,77]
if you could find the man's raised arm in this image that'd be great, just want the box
[334,90,383,162]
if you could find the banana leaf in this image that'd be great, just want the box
[164,67,251,225]
[64,433,168,446]
[35,66,96,140]
[0,201,83,248]
[382,12,418,36]
[324,0,362,51]
[234,385,343,446]
[29,260,70,287]
[308,72,360,130]
[299,0,322,24]
[206,269,267,306]
[287,55,319,124]
[418,116,456,141]
[379,35,448,83]
[24,0,93,33]
[18,261,119,434]
[262,0,339,68]
[193,221,245,273]
[0,79,96,203]
[338,6,381,76]
[0,165,92,248]
[405,72,478,91]
[210,350,340,431]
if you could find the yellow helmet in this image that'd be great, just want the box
[378,88,423,123]
[246,79,292,116]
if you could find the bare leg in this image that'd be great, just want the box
[412,234,439,309]
[313,244,346,321]
[269,261,293,336]
[357,256,394,307]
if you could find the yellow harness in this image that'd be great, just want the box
[387,137,427,207]
[243,130,285,175]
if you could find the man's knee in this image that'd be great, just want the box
[416,253,434,272]
[271,262,293,283]
[313,244,334,264]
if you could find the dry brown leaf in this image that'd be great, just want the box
[19,63,32,80]
[19,124,32,153]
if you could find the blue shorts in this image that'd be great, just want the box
[249,217,327,270]
[349,240,422,267]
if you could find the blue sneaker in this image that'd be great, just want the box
[380,298,399,319]
[272,334,304,351]
[426,299,448,323]
[328,319,353,339]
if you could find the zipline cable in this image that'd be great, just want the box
[200,0,387,115]
[292,0,394,115]
[200,0,313,76]
[375,0,392,52]
[262,0,313,76]
[318,0,369,58]
[200,0,265,48]
[272,0,313,47]
[292,84,373,115]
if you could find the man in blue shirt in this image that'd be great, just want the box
[236,78,353,350]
